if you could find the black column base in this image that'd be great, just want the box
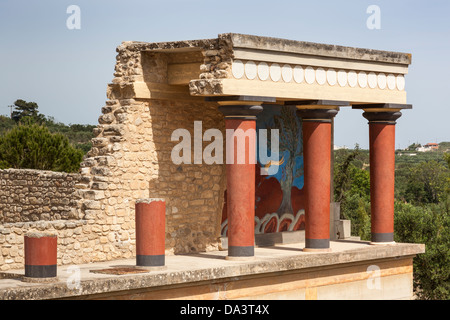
[305,238,330,249]
[371,232,394,243]
[25,265,57,278]
[228,246,254,257]
[136,255,165,267]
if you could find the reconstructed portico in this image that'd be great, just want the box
[185,33,413,256]
[0,33,424,300]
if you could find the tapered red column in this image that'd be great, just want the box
[363,112,402,244]
[297,109,338,251]
[220,104,263,259]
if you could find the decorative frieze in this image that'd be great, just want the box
[231,60,406,91]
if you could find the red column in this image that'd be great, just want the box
[363,112,401,244]
[220,105,262,259]
[24,232,57,279]
[135,198,166,266]
[297,109,338,251]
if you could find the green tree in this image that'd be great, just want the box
[349,165,370,198]
[394,153,450,299]
[0,115,15,134]
[10,99,45,123]
[334,147,361,202]
[395,201,450,300]
[334,146,371,240]
[340,191,371,240]
[335,145,450,299]
[445,153,450,195]
[4,99,95,156]
[403,161,450,204]
[444,153,450,168]
[0,124,83,173]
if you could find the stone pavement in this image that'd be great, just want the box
[0,240,424,300]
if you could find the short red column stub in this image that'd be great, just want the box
[24,232,57,279]
[135,198,166,266]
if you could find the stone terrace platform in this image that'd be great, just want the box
[0,241,424,300]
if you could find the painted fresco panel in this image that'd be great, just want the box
[221,105,305,236]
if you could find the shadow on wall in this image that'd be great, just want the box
[146,98,226,254]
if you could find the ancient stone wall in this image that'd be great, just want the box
[0,169,88,270]
[81,40,228,256]
[79,97,226,256]
[0,169,83,224]
[0,39,229,271]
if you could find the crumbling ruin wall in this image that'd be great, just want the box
[83,38,228,256]
[0,38,230,271]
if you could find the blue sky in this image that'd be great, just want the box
[0,0,449,149]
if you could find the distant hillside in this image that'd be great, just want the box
[334,142,449,168]
[395,141,450,166]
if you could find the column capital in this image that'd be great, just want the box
[218,105,263,119]
[296,108,339,123]
[362,111,402,124]
[206,95,274,119]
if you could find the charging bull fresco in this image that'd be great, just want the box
[221,105,306,236]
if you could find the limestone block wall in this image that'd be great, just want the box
[0,169,83,223]
[0,220,87,271]
[80,97,226,256]
[145,99,226,253]
[0,169,89,270]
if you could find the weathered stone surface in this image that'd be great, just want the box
[224,33,412,64]
[0,242,425,300]
[0,169,83,224]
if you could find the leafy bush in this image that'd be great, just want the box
[2,99,95,156]
[0,124,83,173]
[0,115,15,133]
[340,191,371,241]
[334,147,371,241]
[402,161,449,204]
[395,199,450,300]
[336,148,450,300]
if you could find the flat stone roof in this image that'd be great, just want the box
[226,33,412,65]
[0,241,424,300]
[123,33,412,65]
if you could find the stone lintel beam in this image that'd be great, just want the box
[285,100,350,108]
[205,95,276,105]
